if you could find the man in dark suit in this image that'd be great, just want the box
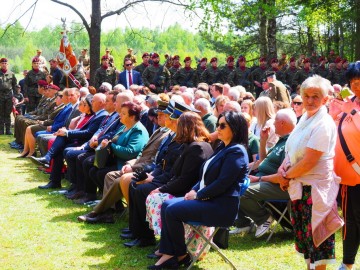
[118,59,143,89]
[31,93,108,189]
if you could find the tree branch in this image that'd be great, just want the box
[50,0,90,33]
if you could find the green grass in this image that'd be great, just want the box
[0,135,357,270]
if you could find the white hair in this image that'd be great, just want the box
[181,91,194,104]
[228,88,240,101]
[195,98,211,112]
[223,101,241,112]
[101,82,112,91]
[79,87,89,95]
[276,108,297,127]
[113,84,126,92]
[300,75,333,97]
[170,94,185,104]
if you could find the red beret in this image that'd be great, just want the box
[184,56,191,62]
[343,58,348,63]
[271,58,279,64]
[335,57,342,63]
[101,55,109,60]
[318,56,325,62]
[200,57,207,62]
[37,80,48,87]
[0,58,8,63]
[289,57,296,62]
[172,55,180,60]
[142,52,150,58]
[259,57,266,62]
[210,57,218,63]
[227,56,235,62]
[238,56,246,62]
[152,53,160,59]
[48,84,60,91]
[32,57,40,63]
[303,58,311,64]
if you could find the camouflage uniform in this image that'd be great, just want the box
[219,65,235,84]
[196,66,207,84]
[250,66,267,97]
[310,56,319,67]
[293,68,315,88]
[94,67,117,90]
[283,66,300,92]
[59,71,88,90]
[314,66,330,80]
[134,63,150,76]
[142,64,170,93]
[200,67,222,86]
[172,67,197,87]
[0,69,17,134]
[168,65,181,84]
[24,69,46,112]
[228,67,251,89]
[78,55,90,69]
[327,68,346,86]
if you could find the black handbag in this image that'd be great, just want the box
[94,143,112,169]
[213,227,229,249]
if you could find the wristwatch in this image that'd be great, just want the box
[350,109,358,116]
[258,176,262,182]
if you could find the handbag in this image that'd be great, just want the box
[213,227,229,249]
[94,143,112,169]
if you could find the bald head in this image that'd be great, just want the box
[274,109,297,136]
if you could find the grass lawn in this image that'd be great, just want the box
[0,134,357,270]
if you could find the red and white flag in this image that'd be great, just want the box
[56,30,78,76]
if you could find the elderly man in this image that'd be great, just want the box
[231,109,297,237]
[266,71,291,104]
[194,98,217,133]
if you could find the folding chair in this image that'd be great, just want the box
[264,199,292,242]
[184,177,250,270]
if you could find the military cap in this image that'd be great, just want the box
[128,48,133,51]
[37,80,48,87]
[289,57,296,62]
[303,58,311,64]
[162,100,175,115]
[210,57,218,63]
[142,52,150,58]
[157,100,169,112]
[227,56,235,62]
[48,58,57,63]
[152,53,160,59]
[36,49,42,53]
[48,84,60,91]
[335,57,342,63]
[259,57,266,62]
[81,48,88,52]
[200,57,207,62]
[170,101,200,120]
[173,55,180,60]
[238,56,246,62]
[184,56,191,62]
[271,58,279,64]
[265,70,276,77]
[32,57,40,63]
[0,58,8,63]
[101,55,109,60]
[105,48,111,52]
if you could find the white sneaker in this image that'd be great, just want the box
[255,216,274,238]
[230,226,251,234]
[338,263,352,270]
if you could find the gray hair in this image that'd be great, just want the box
[101,82,112,91]
[224,101,241,112]
[113,84,126,92]
[276,108,297,127]
[300,75,333,97]
[195,98,211,112]
[228,87,240,101]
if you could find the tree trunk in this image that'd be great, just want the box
[339,21,344,58]
[267,0,277,59]
[306,25,314,56]
[259,1,268,57]
[89,0,102,87]
[354,0,360,60]
[333,22,340,55]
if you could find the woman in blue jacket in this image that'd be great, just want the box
[148,111,249,269]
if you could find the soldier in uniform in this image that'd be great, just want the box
[168,55,182,82]
[310,51,319,67]
[94,55,117,90]
[314,56,330,79]
[293,58,314,88]
[278,53,288,71]
[104,48,115,67]
[219,56,235,84]
[250,56,268,98]
[59,66,88,90]
[327,57,346,86]
[283,57,299,93]
[327,50,337,64]
[228,56,251,89]
[35,49,48,72]
[200,57,222,86]
[24,57,47,113]
[142,53,170,93]
[124,48,137,66]
[172,56,196,87]
[0,58,17,135]
[196,57,207,84]
[78,49,90,70]
[296,54,305,69]
[266,71,291,104]
[134,52,150,76]
[267,58,285,82]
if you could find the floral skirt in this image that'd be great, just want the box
[290,185,335,267]
[146,192,214,259]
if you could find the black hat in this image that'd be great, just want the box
[265,71,276,78]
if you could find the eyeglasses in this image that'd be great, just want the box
[125,63,132,67]
[216,122,227,130]
[293,102,303,106]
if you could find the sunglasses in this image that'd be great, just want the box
[125,63,132,67]
[293,102,302,105]
[216,122,227,130]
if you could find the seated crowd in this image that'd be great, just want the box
[7,52,360,270]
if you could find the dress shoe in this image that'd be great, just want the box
[121,228,131,234]
[12,144,24,150]
[73,194,97,205]
[84,213,115,224]
[9,140,17,145]
[177,253,192,267]
[66,191,85,200]
[66,183,77,193]
[77,211,98,222]
[120,232,135,240]
[17,152,29,158]
[124,238,156,248]
[147,253,161,259]
[147,256,179,269]
[30,156,50,166]
[38,181,62,189]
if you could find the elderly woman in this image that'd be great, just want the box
[75,101,149,204]
[148,111,249,269]
[278,76,343,270]
[330,62,360,270]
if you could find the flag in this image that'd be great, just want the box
[56,30,78,76]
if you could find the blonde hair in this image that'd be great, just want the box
[254,96,275,127]
[241,99,254,118]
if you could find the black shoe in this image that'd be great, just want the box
[66,183,77,193]
[85,213,115,224]
[147,256,179,269]
[121,227,131,234]
[147,253,161,259]
[9,140,17,146]
[120,232,135,240]
[124,238,156,248]
[66,190,85,200]
[177,253,192,267]
[30,156,50,166]
[17,152,29,158]
[73,194,97,205]
[38,181,62,189]
[77,211,98,222]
